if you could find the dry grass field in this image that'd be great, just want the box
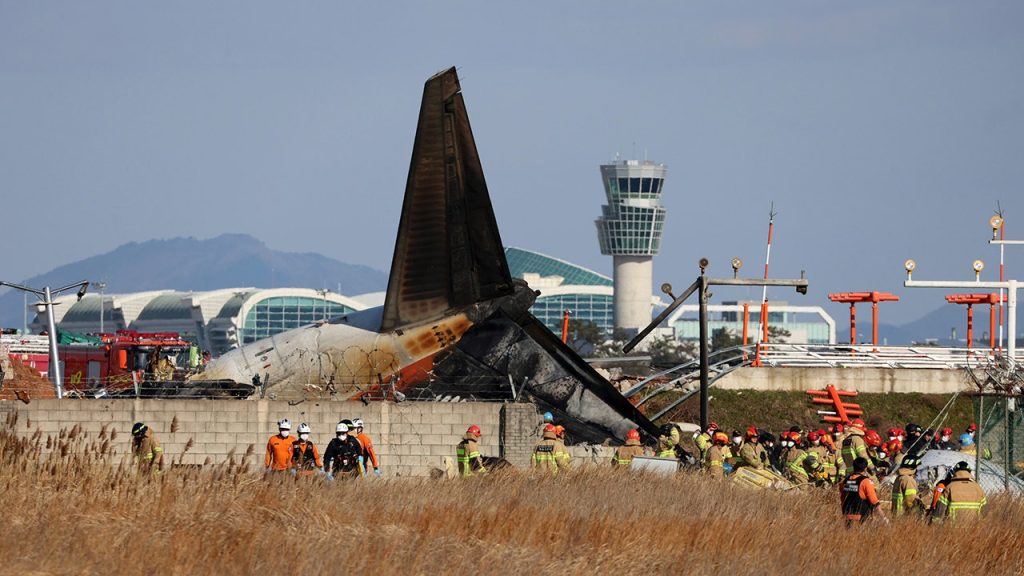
[1,414,1021,576]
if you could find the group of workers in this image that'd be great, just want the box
[635,417,987,524]
[264,417,381,479]
[129,407,988,523]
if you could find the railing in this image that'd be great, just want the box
[756,343,1024,370]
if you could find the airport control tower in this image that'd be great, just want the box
[595,159,667,335]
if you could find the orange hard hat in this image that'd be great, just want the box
[626,429,640,441]
[553,425,565,438]
[746,426,758,438]
[713,431,729,445]
[467,424,482,437]
[790,432,802,445]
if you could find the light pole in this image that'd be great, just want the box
[623,258,809,429]
[95,281,107,334]
[0,279,90,398]
[902,259,1019,370]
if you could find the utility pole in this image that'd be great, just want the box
[95,281,107,334]
[624,258,809,430]
[0,280,90,398]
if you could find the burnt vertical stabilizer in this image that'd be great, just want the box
[381,67,513,332]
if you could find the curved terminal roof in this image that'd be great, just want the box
[505,247,612,287]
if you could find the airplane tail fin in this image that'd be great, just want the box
[380,67,513,332]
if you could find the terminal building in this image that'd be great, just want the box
[32,288,368,356]
[667,301,837,345]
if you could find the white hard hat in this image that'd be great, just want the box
[353,418,364,429]
[297,423,311,434]
[336,422,349,433]
[277,419,291,430]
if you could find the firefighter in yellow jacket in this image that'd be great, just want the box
[533,423,566,474]
[891,455,921,517]
[932,461,986,524]
[553,425,572,470]
[612,429,645,467]
[456,425,487,477]
[705,431,730,479]
[131,422,164,474]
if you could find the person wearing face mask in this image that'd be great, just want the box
[290,423,322,477]
[935,427,956,450]
[725,430,744,470]
[265,419,296,474]
[324,422,364,480]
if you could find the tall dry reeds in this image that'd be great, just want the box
[0,417,1021,576]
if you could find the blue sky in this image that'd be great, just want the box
[1,2,1022,324]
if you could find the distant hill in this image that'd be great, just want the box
[0,234,388,328]
[878,304,1003,346]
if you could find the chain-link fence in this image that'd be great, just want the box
[975,393,1024,490]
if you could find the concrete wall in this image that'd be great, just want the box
[5,399,543,477]
[715,367,970,395]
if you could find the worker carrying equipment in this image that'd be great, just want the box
[291,423,322,476]
[840,457,881,525]
[931,461,986,524]
[324,422,363,479]
[131,421,164,474]
[456,425,487,477]
[612,429,644,467]
[265,418,296,473]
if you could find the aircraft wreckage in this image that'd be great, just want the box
[192,67,657,442]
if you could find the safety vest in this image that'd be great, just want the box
[840,474,874,521]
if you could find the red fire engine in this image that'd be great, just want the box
[60,330,193,393]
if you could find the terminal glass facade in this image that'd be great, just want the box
[531,293,615,335]
[241,297,356,344]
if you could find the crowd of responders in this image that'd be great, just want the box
[126,409,989,523]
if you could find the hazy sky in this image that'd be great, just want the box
[2,2,1022,325]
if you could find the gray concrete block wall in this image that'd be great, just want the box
[9,399,505,477]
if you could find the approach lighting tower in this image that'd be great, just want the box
[595,159,667,335]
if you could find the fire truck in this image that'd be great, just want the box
[59,330,194,394]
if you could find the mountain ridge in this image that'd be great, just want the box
[0,233,388,328]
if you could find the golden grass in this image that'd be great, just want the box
[1,413,1022,576]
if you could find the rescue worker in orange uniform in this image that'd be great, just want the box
[291,423,323,477]
[131,422,164,474]
[705,431,730,479]
[456,425,487,477]
[931,461,987,524]
[353,419,381,477]
[265,419,295,473]
[612,429,644,467]
[891,455,921,517]
[840,457,882,525]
